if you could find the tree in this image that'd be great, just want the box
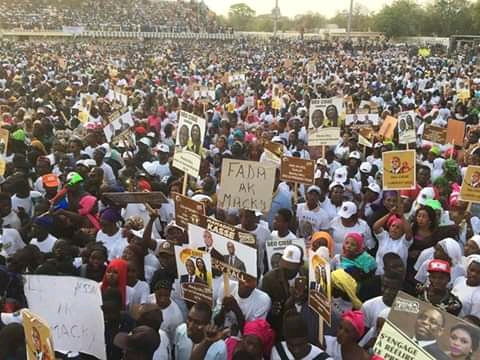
[228,3,256,31]
[372,0,426,37]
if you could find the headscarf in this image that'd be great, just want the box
[31,139,47,155]
[343,232,365,256]
[311,231,334,257]
[100,207,123,224]
[386,214,403,229]
[341,310,365,339]
[331,269,362,309]
[469,235,480,249]
[341,252,377,275]
[101,259,128,309]
[438,238,462,266]
[243,319,275,358]
[467,254,480,269]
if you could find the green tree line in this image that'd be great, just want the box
[220,0,480,37]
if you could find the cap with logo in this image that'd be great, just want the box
[280,245,302,270]
[427,259,451,274]
[338,201,358,219]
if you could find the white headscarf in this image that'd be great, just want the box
[467,254,480,269]
[469,235,480,250]
[439,238,462,266]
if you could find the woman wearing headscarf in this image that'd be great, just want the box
[325,310,370,360]
[101,259,128,310]
[452,255,480,318]
[96,207,128,261]
[226,319,275,360]
[414,237,465,287]
[309,231,334,259]
[462,236,480,271]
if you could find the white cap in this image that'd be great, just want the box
[417,187,435,205]
[307,185,321,194]
[280,245,302,268]
[316,158,327,166]
[374,142,383,149]
[191,194,212,203]
[1,310,24,325]
[334,167,348,183]
[367,183,381,194]
[338,201,358,219]
[142,161,157,177]
[329,182,345,191]
[84,159,96,167]
[155,143,170,153]
[139,137,152,147]
[349,151,361,160]
[271,136,283,143]
[359,162,372,173]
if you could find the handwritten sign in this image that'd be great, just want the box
[218,159,276,212]
[460,165,480,203]
[23,275,106,360]
[423,124,447,144]
[173,192,205,229]
[382,150,416,190]
[280,156,315,185]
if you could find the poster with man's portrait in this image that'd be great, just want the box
[308,97,343,146]
[374,291,480,360]
[460,165,480,203]
[172,111,206,178]
[382,150,416,190]
[188,223,257,279]
[308,253,331,325]
[398,111,417,144]
[22,309,55,360]
[174,246,212,305]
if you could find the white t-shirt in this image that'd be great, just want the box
[270,230,297,241]
[0,228,25,258]
[271,342,332,360]
[126,280,150,307]
[320,198,342,223]
[153,161,172,179]
[324,336,342,360]
[100,162,117,186]
[296,203,330,235]
[361,296,388,329]
[147,294,184,345]
[329,217,374,256]
[12,191,41,217]
[96,228,128,261]
[153,329,172,360]
[30,234,58,253]
[452,277,480,318]
[375,230,411,275]
[2,211,21,230]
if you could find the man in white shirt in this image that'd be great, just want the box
[0,227,25,258]
[296,186,330,237]
[153,143,172,179]
[0,193,21,230]
[93,147,117,187]
[29,216,57,254]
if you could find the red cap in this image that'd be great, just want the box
[135,126,147,135]
[427,259,451,274]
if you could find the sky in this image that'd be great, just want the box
[202,0,397,19]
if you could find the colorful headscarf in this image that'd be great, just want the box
[331,269,362,309]
[243,319,276,358]
[311,231,334,257]
[341,252,377,275]
[343,232,365,256]
[341,310,365,339]
[101,259,128,309]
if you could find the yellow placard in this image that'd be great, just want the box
[460,165,480,203]
[23,309,55,360]
[382,150,416,190]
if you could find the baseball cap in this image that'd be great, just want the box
[155,143,169,153]
[329,182,345,191]
[164,220,184,233]
[334,167,348,183]
[429,146,441,156]
[359,162,372,174]
[113,326,160,357]
[157,240,175,255]
[139,137,152,147]
[142,162,157,177]
[417,187,435,205]
[66,172,83,186]
[271,136,283,143]
[316,158,327,166]
[367,183,381,194]
[42,174,59,188]
[338,201,358,219]
[427,259,451,274]
[349,151,361,160]
[306,185,321,194]
[425,199,442,211]
[280,245,302,270]
[11,129,25,142]
[374,142,383,149]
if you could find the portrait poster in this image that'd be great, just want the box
[0,128,9,157]
[398,111,417,144]
[308,97,342,146]
[218,159,276,212]
[460,165,480,203]
[196,214,257,247]
[382,150,416,190]
[103,111,134,142]
[345,113,380,127]
[174,246,212,305]
[172,111,206,178]
[188,223,257,280]
[266,238,306,271]
[374,291,480,360]
[308,253,332,325]
[23,309,55,360]
[358,128,374,148]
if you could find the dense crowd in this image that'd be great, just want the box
[0,0,224,32]
[0,35,478,360]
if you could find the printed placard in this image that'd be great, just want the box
[218,159,276,212]
[197,214,256,247]
[103,111,134,142]
[460,165,480,203]
[280,156,315,185]
[102,192,168,207]
[374,291,480,360]
[308,97,343,146]
[0,128,9,157]
[266,238,306,271]
[423,124,447,144]
[308,253,332,325]
[174,246,212,305]
[173,192,205,229]
[382,150,416,190]
[172,111,206,178]
[398,111,417,144]
[345,113,380,126]
[23,309,56,360]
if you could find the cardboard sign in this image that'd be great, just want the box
[378,115,398,140]
[23,309,55,360]
[218,159,276,212]
[266,238,306,271]
[23,275,106,360]
[358,128,373,148]
[197,214,256,247]
[280,156,315,185]
[172,111,206,178]
[103,192,168,207]
[308,253,331,325]
[0,159,6,176]
[460,165,480,203]
[374,292,480,360]
[188,223,257,279]
[446,119,466,146]
[103,111,134,142]
[397,111,417,144]
[0,128,9,157]
[174,246,213,305]
[423,124,447,144]
[345,113,380,126]
[173,192,205,229]
[308,97,343,146]
[382,150,416,190]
